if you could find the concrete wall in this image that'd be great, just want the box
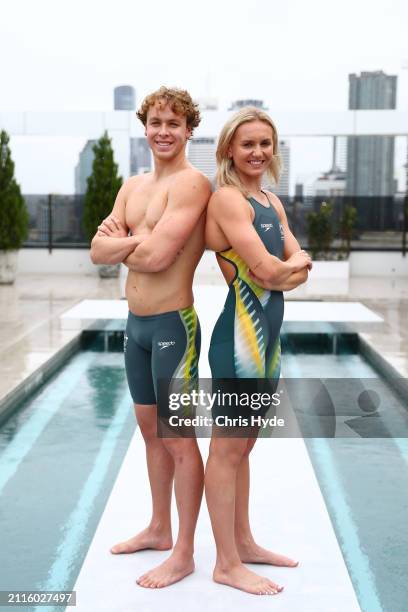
[17,248,408,278]
[18,248,96,275]
[349,251,408,277]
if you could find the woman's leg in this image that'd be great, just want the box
[205,435,284,596]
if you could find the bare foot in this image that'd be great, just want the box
[110,526,172,554]
[137,552,194,588]
[213,562,283,596]
[237,541,299,567]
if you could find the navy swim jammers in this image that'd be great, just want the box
[124,306,201,405]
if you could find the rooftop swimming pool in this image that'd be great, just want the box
[0,331,406,612]
[282,334,408,612]
[0,347,135,611]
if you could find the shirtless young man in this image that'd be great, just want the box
[90,87,211,588]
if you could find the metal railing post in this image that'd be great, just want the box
[48,193,53,254]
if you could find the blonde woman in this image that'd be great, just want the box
[205,107,312,595]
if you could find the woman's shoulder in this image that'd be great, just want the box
[209,185,247,210]
[264,190,285,221]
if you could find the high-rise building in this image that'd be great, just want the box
[332,136,347,173]
[130,138,151,175]
[187,137,217,182]
[196,97,219,111]
[265,140,290,197]
[311,168,346,199]
[405,147,408,193]
[75,86,139,191]
[74,140,96,194]
[114,85,136,110]
[114,86,150,176]
[275,140,290,196]
[228,99,268,110]
[301,176,320,208]
[295,183,304,199]
[346,71,397,198]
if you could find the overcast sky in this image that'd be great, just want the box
[1,0,408,192]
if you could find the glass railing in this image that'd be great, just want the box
[21,193,407,254]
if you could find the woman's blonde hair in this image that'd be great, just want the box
[216,107,282,195]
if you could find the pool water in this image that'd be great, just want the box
[0,349,135,611]
[282,334,408,612]
[0,332,407,612]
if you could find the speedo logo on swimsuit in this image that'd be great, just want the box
[260,223,273,232]
[158,341,176,350]
[279,223,285,240]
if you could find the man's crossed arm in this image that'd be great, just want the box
[123,171,211,273]
[90,171,210,271]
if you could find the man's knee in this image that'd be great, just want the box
[161,438,199,463]
[135,404,158,442]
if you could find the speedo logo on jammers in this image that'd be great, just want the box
[158,341,176,350]
[261,223,273,232]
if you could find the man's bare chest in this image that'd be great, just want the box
[125,188,168,234]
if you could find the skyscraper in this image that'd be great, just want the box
[265,140,290,199]
[130,138,151,175]
[332,136,347,173]
[74,140,96,194]
[274,140,290,197]
[75,86,139,191]
[346,71,397,198]
[228,99,268,110]
[187,137,217,182]
[114,85,136,110]
[196,98,219,111]
[311,168,346,199]
[405,147,408,193]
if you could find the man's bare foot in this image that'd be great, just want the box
[213,562,283,596]
[137,552,194,588]
[110,526,172,554]
[237,541,299,567]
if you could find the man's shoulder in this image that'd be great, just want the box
[168,167,212,200]
[123,173,151,192]
[172,167,211,189]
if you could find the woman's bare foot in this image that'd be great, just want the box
[237,541,299,567]
[137,552,194,588]
[213,562,283,595]
[110,525,172,554]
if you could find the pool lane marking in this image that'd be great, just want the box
[327,348,408,606]
[0,352,96,495]
[308,438,382,612]
[37,391,132,595]
[284,354,383,612]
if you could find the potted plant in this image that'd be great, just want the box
[339,204,357,260]
[0,130,29,284]
[82,131,123,278]
[306,200,333,260]
[306,200,349,280]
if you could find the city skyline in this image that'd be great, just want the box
[8,104,408,196]
[1,0,408,194]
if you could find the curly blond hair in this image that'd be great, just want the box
[136,86,201,134]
